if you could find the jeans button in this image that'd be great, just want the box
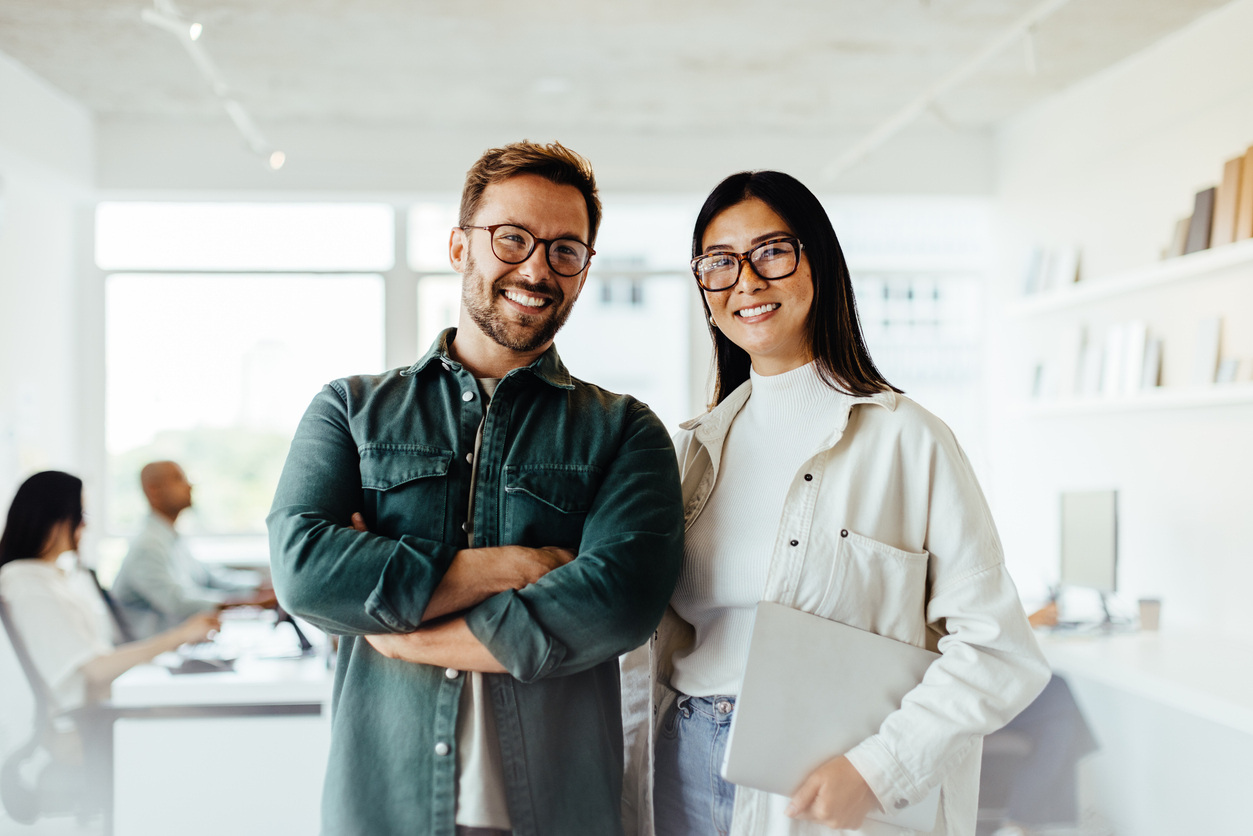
[716,699,733,715]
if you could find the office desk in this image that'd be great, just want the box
[109,628,333,836]
[1037,629,1253,836]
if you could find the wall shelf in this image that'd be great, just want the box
[1009,237,1253,318]
[1013,383,1253,416]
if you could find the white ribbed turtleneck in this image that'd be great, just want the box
[670,361,844,697]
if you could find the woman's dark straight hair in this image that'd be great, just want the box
[692,170,901,406]
[0,471,84,570]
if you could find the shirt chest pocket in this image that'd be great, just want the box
[502,463,603,549]
[359,445,453,541]
[799,528,930,647]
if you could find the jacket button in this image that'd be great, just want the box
[894,798,909,810]
[462,391,475,402]
[434,742,450,756]
[465,452,474,464]
[461,522,469,532]
[789,539,799,547]
[444,668,459,680]
[804,474,813,481]
[441,361,452,371]
[841,529,849,538]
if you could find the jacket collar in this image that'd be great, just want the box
[680,375,898,447]
[404,327,575,390]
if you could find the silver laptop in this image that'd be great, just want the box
[722,602,942,832]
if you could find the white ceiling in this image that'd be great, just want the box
[0,0,1233,193]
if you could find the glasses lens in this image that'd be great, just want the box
[490,225,535,264]
[548,239,590,276]
[750,239,798,278]
[694,253,740,290]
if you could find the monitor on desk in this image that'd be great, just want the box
[1059,489,1119,625]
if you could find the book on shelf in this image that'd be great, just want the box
[1166,217,1190,258]
[1049,245,1081,288]
[1122,321,1148,395]
[1191,316,1222,385]
[1184,187,1217,254]
[1141,338,1163,390]
[1211,156,1243,247]
[1237,144,1253,241]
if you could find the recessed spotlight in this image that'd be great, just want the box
[269,151,286,171]
[189,22,203,41]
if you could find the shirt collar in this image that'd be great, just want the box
[404,327,575,390]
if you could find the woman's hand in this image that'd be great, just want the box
[177,611,221,645]
[786,755,881,830]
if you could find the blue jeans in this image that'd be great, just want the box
[654,694,738,836]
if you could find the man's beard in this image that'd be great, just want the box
[462,250,577,353]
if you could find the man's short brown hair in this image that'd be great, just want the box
[459,140,602,247]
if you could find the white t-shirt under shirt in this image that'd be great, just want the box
[455,377,511,830]
[0,557,114,711]
[670,361,845,698]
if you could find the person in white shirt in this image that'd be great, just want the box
[0,470,218,714]
[621,171,1050,836]
[111,461,275,639]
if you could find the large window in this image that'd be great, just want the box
[98,204,390,569]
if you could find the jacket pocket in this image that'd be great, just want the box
[503,463,603,549]
[810,528,930,647]
[359,444,452,541]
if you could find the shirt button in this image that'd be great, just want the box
[894,798,909,810]
[444,668,459,680]
[789,539,799,547]
[804,473,813,481]
[434,742,450,756]
[841,529,849,538]
[462,391,474,402]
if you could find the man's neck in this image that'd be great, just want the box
[450,316,550,379]
[151,508,180,528]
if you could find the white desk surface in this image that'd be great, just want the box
[111,616,333,707]
[1038,629,1253,735]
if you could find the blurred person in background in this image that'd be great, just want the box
[111,460,275,639]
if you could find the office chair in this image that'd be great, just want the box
[0,594,91,826]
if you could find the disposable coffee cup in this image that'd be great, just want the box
[1138,598,1161,631]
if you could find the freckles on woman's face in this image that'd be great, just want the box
[701,199,814,375]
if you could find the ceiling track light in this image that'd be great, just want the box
[140,0,284,171]
[821,0,1075,182]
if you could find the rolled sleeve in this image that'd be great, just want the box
[268,382,458,636]
[465,403,684,681]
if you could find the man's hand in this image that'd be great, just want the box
[786,755,881,830]
[348,511,575,621]
[365,618,506,673]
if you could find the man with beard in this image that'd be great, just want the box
[268,141,684,836]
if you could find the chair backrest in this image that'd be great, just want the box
[87,567,136,644]
[0,595,56,715]
[0,594,58,824]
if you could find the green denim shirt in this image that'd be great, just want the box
[267,329,684,836]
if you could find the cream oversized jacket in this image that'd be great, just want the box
[621,381,1050,836]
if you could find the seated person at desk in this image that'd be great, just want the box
[111,461,275,639]
[979,603,1097,836]
[0,470,220,713]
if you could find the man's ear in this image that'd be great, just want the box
[449,227,468,274]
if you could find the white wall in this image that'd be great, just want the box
[989,0,1253,635]
[0,48,95,761]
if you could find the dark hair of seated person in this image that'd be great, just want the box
[0,471,84,570]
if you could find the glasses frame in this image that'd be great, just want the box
[689,237,805,291]
[461,223,596,277]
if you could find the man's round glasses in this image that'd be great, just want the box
[462,223,595,277]
[690,237,804,291]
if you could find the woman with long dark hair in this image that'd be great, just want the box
[0,471,218,711]
[623,172,1049,836]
